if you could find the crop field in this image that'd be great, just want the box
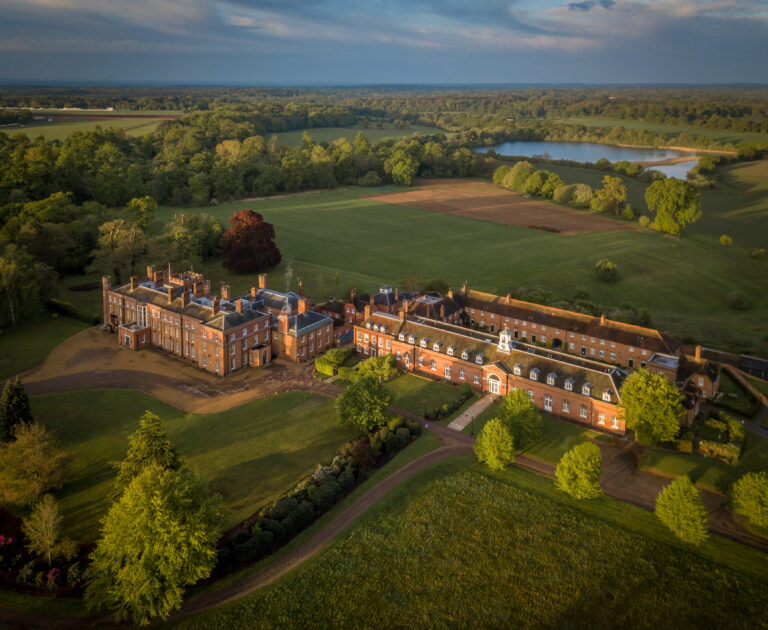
[366,179,635,234]
[27,390,355,542]
[559,117,768,146]
[158,181,768,356]
[8,113,174,141]
[273,124,440,146]
[177,458,768,630]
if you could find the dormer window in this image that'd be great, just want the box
[365,321,372,329]
[433,341,442,352]
[461,350,470,360]
[420,338,429,348]
[372,324,379,332]
[602,390,612,402]
[547,373,557,386]
[565,378,575,392]
[530,368,539,381]
[447,345,456,356]
[409,335,417,345]
[398,333,405,341]
[582,383,592,396]
[513,364,523,376]
[475,353,485,365]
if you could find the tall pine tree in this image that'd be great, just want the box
[0,377,34,442]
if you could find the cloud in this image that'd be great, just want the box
[568,0,615,12]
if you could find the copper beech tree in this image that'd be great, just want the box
[222,210,282,273]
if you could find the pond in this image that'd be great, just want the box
[475,141,697,178]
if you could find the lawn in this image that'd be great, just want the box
[639,430,768,494]
[559,117,768,146]
[0,316,89,381]
[28,390,356,542]
[157,184,768,356]
[273,124,440,147]
[463,401,600,464]
[175,458,768,630]
[383,373,464,417]
[747,376,768,400]
[10,116,169,141]
[716,370,760,419]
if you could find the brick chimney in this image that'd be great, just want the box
[600,313,606,325]
[364,304,371,320]
[212,296,220,315]
[181,291,190,307]
[221,285,231,301]
[235,299,243,314]
[250,286,257,300]
[447,288,453,299]
[146,265,155,281]
[399,307,405,321]
[298,298,308,314]
[440,304,446,320]
[258,274,267,289]
[461,282,467,293]
[506,293,511,304]
[695,344,702,361]
[298,279,304,297]
[130,276,138,291]
[167,286,175,303]
[403,299,409,314]
[193,281,200,297]
[395,287,399,301]
[278,310,290,334]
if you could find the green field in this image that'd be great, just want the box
[0,316,89,381]
[176,458,768,630]
[383,373,464,417]
[158,183,768,356]
[273,124,440,146]
[639,430,768,494]
[8,116,168,141]
[560,117,768,146]
[28,390,355,542]
[716,370,761,418]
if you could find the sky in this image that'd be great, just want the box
[1,0,767,84]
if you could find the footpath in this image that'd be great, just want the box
[447,394,494,431]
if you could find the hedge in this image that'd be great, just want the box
[47,298,100,324]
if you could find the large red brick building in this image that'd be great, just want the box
[103,268,333,374]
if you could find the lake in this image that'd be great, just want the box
[475,141,697,178]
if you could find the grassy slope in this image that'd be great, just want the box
[159,184,768,355]
[10,117,166,142]
[383,373,463,416]
[559,117,768,146]
[639,430,768,494]
[176,458,768,630]
[273,125,439,147]
[0,317,89,381]
[28,390,356,542]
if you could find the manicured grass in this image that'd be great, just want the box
[11,117,167,141]
[383,373,463,417]
[464,401,600,464]
[175,458,767,630]
[157,185,768,356]
[439,394,477,425]
[716,370,760,418]
[0,316,89,381]
[0,589,87,616]
[28,390,356,542]
[747,376,768,405]
[559,117,768,146]
[639,431,768,494]
[273,125,439,147]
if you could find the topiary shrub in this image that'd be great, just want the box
[638,215,650,227]
[396,427,411,446]
[338,468,356,490]
[405,418,422,435]
[270,496,299,521]
[234,530,274,563]
[387,415,405,431]
[350,437,376,470]
[595,258,619,283]
[369,436,383,457]
[719,234,733,247]
[384,432,401,454]
[258,517,289,543]
[620,205,634,220]
[283,501,315,532]
[310,480,341,510]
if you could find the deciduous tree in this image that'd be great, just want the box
[496,388,542,448]
[555,442,602,499]
[645,177,701,236]
[126,196,157,230]
[22,494,76,566]
[335,375,391,432]
[655,475,708,545]
[221,210,281,273]
[474,418,515,471]
[731,471,768,528]
[357,354,397,383]
[85,465,223,625]
[619,368,682,443]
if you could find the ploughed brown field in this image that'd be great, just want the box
[366,179,635,234]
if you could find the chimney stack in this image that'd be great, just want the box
[278,310,290,334]
[221,285,231,301]
[506,293,511,304]
[600,313,606,325]
[364,304,371,321]
[258,274,267,289]
[695,345,702,361]
[298,298,308,314]
[146,265,155,281]
[440,304,446,320]
[395,287,399,301]
[236,299,243,314]
[181,291,190,307]
[461,282,467,293]
[351,288,356,302]
[447,288,453,299]
[130,276,138,291]
[212,296,220,314]
[399,307,405,321]
[167,286,174,303]
[298,279,304,297]
[403,299,409,314]
[193,281,200,297]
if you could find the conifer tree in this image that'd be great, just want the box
[0,377,34,442]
